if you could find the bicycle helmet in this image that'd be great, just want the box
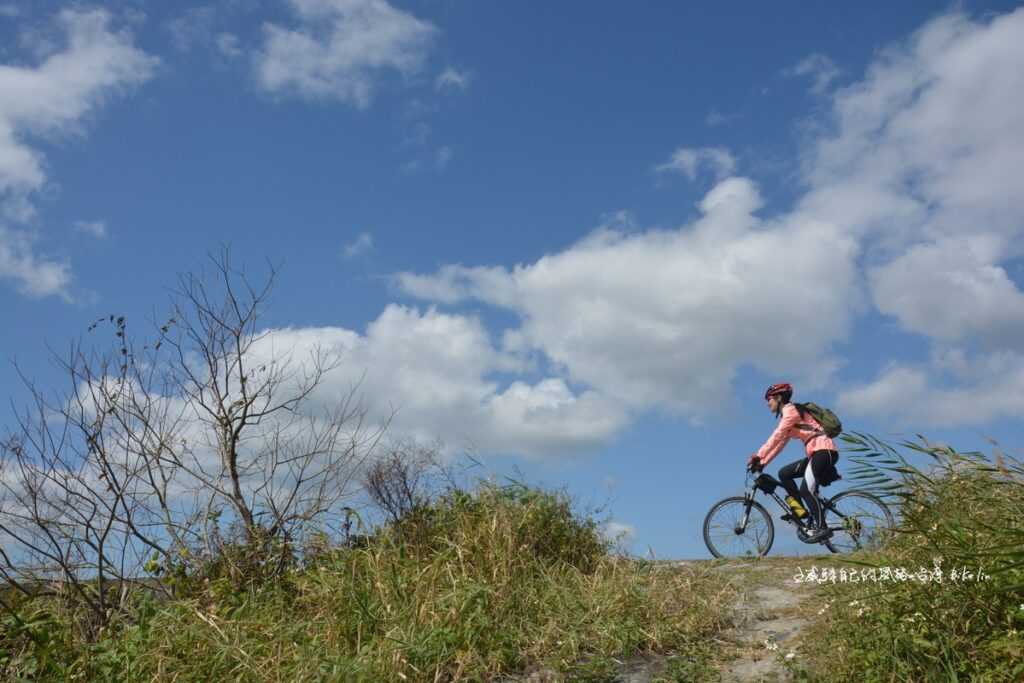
[764,382,793,402]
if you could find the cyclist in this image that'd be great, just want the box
[746,383,839,543]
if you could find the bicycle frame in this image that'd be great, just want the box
[704,463,896,559]
[741,472,833,533]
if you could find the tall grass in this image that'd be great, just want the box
[799,434,1024,682]
[1,481,734,682]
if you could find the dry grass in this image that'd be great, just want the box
[788,434,1024,682]
[1,482,736,682]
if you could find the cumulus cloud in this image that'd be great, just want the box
[256,0,437,106]
[868,235,1024,346]
[799,10,1024,253]
[0,8,156,297]
[838,350,1024,427]
[251,306,627,457]
[398,176,860,417]
[389,9,1024,435]
[656,146,736,181]
[786,53,841,94]
[791,9,1024,421]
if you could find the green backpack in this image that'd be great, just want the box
[796,402,843,438]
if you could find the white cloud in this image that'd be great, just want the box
[0,10,156,198]
[399,176,860,417]
[656,146,736,181]
[787,9,1024,423]
[0,9,156,298]
[342,231,373,258]
[838,351,1024,427]
[786,53,840,94]
[800,10,1024,251]
[0,226,71,298]
[256,0,437,106]
[389,9,1024,434]
[254,306,627,457]
[486,379,626,455]
[435,67,470,92]
[868,235,1024,346]
[396,263,518,307]
[73,220,107,239]
[0,5,20,18]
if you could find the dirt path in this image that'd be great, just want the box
[597,556,830,682]
[705,558,817,682]
[511,556,832,683]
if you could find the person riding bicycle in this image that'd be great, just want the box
[746,383,839,543]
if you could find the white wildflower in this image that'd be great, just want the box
[848,600,860,607]
[785,652,796,661]
[763,638,779,652]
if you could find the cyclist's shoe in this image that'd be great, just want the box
[801,526,833,543]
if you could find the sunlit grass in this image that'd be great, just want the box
[1,482,735,681]
[794,434,1024,682]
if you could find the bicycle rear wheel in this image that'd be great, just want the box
[703,496,774,558]
[822,490,894,553]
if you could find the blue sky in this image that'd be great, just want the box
[1,0,1023,558]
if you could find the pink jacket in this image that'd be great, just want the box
[755,403,836,466]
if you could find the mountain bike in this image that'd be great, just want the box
[702,462,895,558]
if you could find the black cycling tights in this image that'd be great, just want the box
[778,450,839,528]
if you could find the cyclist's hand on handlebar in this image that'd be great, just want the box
[747,456,763,473]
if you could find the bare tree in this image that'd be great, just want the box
[0,248,385,635]
[362,437,453,524]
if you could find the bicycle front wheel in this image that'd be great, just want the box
[703,496,774,559]
[823,490,895,554]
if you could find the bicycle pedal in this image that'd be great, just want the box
[780,513,795,522]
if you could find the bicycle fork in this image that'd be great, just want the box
[735,491,755,534]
